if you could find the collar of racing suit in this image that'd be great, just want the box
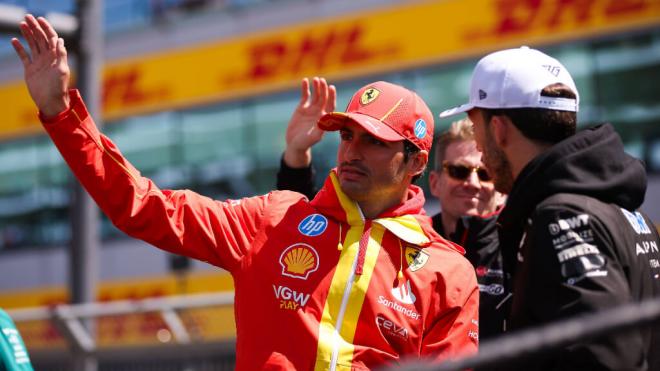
[310,170,465,274]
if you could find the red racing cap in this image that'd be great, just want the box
[317,81,434,152]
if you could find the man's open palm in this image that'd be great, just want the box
[283,77,336,167]
[11,14,70,118]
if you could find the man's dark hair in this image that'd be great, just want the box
[403,140,423,183]
[481,83,577,144]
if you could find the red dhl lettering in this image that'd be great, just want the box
[102,65,169,111]
[225,23,397,84]
[466,0,654,40]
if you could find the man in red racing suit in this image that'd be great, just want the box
[12,15,478,370]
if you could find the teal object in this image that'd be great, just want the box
[0,309,33,371]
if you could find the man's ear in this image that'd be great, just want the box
[428,169,441,197]
[490,115,509,147]
[410,150,429,177]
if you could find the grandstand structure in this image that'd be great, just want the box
[0,0,659,369]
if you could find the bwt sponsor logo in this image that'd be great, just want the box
[273,285,310,311]
[548,214,589,235]
[298,214,328,237]
[376,314,408,340]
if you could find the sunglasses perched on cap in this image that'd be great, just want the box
[441,162,492,182]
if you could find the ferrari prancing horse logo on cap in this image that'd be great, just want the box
[360,88,380,105]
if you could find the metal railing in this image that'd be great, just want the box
[6,292,237,370]
[390,296,660,371]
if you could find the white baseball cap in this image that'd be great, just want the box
[439,46,579,118]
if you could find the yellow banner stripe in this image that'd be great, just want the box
[4,0,660,140]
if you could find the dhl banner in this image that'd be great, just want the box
[0,272,236,349]
[1,0,659,139]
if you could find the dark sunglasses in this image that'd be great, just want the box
[442,162,492,182]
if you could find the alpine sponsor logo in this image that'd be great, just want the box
[279,243,319,280]
[478,283,505,296]
[620,209,652,235]
[298,214,328,236]
[405,246,429,272]
[377,296,421,320]
[636,241,659,256]
[391,280,416,305]
[273,285,310,310]
[557,243,601,263]
[548,214,589,235]
[376,314,409,340]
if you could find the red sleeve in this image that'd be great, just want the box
[421,253,480,361]
[41,89,292,273]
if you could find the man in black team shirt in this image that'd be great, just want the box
[276,77,508,340]
[439,46,660,370]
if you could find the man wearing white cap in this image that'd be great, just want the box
[440,46,660,370]
[12,15,479,370]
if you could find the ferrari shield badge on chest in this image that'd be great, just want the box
[405,246,429,272]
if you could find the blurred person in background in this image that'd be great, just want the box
[278,80,508,340]
[440,46,660,370]
[12,15,478,370]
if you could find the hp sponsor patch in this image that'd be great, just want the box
[414,119,427,139]
[298,214,328,236]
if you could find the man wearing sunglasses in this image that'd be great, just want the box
[440,46,660,370]
[278,83,508,340]
[428,118,507,340]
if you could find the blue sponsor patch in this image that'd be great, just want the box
[414,119,427,139]
[298,214,328,237]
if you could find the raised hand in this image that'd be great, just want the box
[283,77,337,168]
[11,14,71,118]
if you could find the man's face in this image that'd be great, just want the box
[336,122,415,204]
[468,109,515,194]
[429,140,499,221]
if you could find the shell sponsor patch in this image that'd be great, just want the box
[279,243,320,280]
